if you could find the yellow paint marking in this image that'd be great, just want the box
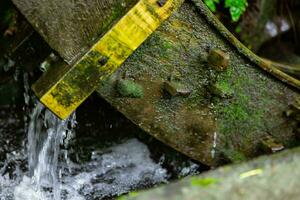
[34,0,184,119]
[239,169,263,179]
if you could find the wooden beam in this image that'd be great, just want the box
[32,0,184,119]
[12,0,139,64]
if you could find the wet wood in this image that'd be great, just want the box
[11,0,300,167]
[12,0,138,64]
[31,0,184,119]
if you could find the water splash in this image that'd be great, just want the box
[211,132,217,159]
[15,102,75,200]
[60,139,168,200]
[0,103,197,200]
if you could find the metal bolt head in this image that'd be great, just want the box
[208,48,230,72]
[157,0,167,7]
[98,55,109,66]
[259,136,284,154]
[285,98,300,121]
[163,81,191,97]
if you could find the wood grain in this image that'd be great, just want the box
[12,0,138,64]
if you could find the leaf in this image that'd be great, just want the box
[225,0,248,22]
[204,0,220,12]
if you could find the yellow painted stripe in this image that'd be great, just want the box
[35,0,184,119]
[239,169,263,179]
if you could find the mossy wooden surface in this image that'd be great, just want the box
[15,0,300,166]
[118,147,300,200]
[31,0,184,119]
[12,0,139,64]
[96,1,300,166]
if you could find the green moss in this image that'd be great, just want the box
[117,191,140,200]
[190,177,220,187]
[215,66,264,136]
[98,0,138,37]
[222,103,248,121]
[211,80,234,98]
[117,80,144,98]
[222,148,247,162]
[162,40,174,50]
[216,80,231,92]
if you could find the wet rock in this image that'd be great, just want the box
[119,147,300,200]
[163,81,191,97]
[208,49,229,71]
[0,81,22,105]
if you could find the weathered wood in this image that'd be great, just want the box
[12,0,300,166]
[95,1,300,166]
[12,0,138,64]
[31,0,184,119]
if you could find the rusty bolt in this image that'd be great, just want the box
[98,55,109,66]
[163,81,191,97]
[259,136,284,154]
[208,48,230,72]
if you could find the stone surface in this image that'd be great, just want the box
[119,147,300,200]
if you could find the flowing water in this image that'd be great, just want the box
[0,101,200,200]
[14,102,74,200]
[0,65,200,200]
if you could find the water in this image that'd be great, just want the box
[211,132,217,159]
[14,102,75,200]
[59,139,168,200]
[0,70,201,200]
[13,102,168,200]
[1,103,198,200]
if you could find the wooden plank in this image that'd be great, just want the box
[95,1,299,166]
[32,0,184,119]
[28,0,299,166]
[12,0,138,64]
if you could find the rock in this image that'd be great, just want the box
[118,147,300,200]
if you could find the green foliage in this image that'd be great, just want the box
[224,0,248,22]
[204,0,220,12]
[204,0,248,22]
[191,177,220,187]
